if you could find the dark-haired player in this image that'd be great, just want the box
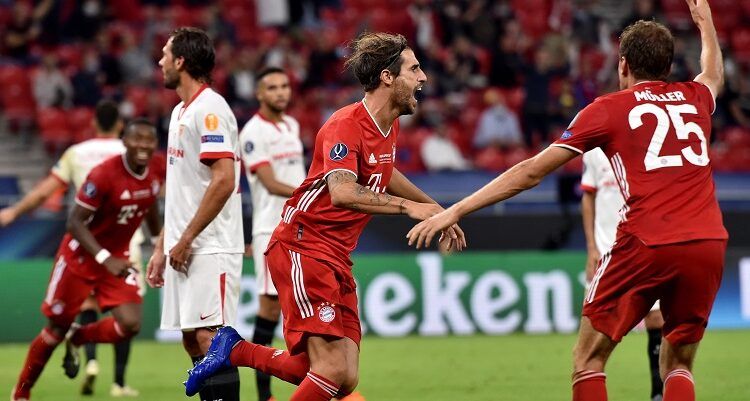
[147,27,243,401]
[186,32,465,401]
[408,1,723,401]
[11,120,161,401]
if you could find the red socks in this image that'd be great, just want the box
[572,370,607,401]
[14,328,62,400]
[663,369,694,401]
[71,317,128,345]
[290,372,340,401]
[229,340,309,384]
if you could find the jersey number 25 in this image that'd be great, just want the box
[629,103,709,171]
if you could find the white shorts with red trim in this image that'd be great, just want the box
[160,253,242,330]
[253,233,277,296]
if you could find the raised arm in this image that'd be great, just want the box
[688,0,723,96]
[326,170,441,220]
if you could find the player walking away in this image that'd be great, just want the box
[146,27,243,401]
[11,120,161,401]
[240,66,306,401]
[407,1,723,400]
[581,148,665,401]
[0,100,144,397]
[185,32,466,401]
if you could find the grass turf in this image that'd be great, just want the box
[1,330,748,400]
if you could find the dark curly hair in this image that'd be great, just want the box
[345,32,409,92]
[170,27,215,84]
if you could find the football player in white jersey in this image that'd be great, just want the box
[581,148,664,401]
[0,100,144,397]
[146,27,243,401]
[240,66,306,401]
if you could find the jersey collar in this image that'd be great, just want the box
[361,98,391,138]
[257,111,289,133]
[178,83,209,119]
[121,153,149,181]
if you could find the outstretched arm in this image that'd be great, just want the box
[0,175,65,226]
[407,146,578,248]
[688,0,723,96]
[326,170,441,220]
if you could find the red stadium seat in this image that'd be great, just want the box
[0,65,36,123]
[661,0,692,29]
[126,86,150,117]
[37,108,73,154]
[68,107,96,143]
[731,27,750,66]
[474,147,506,172]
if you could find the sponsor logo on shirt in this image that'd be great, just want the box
[204,114,220,131]
[368,153,377,164]
[133,189,152,199]
[120,190,132,200]
[201,135,224,143]
[561,130,573,140]
[83,182,97,198]
[329,143,348,161]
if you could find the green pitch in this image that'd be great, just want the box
[1,330,748,400]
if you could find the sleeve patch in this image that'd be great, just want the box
[83,182,97,198]
[329,143,349,161]
[244,141,254,153]
[201,135,224,143]
[204,114,220,131]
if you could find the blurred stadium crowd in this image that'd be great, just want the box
[1,0,750,173]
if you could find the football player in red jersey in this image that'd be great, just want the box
[408,1,722,401]
[11,120,161,401]
[186,32,466,401]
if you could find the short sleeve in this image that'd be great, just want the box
[580,151,598,193]
[552,99,610,155]
[240,126,271,174]
[197,108,235,165]
[691,81,716,115]
[321,119,361,179]
[50,148,74,185]
[74,166,108,211]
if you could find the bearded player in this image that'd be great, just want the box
[408,1,724,401]
[186,32,466,401]
[11,120,161,401]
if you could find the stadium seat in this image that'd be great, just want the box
[474,147,506,172]
[126,86,150,117]
[68,107,96,143]
[37,108,73,154]
[731,27,750,66]
[0,65,36,124]
[661,0,692,29]
[0,175,20,207]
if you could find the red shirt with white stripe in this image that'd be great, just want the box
[164,85,244,254]
[553,80,727,246]
[270,100,399,269]
[61,155,160,277]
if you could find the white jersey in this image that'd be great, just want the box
[240,113,306,236]
[164,86,243,254]
[581,147,625,254]
[51,137,125,190]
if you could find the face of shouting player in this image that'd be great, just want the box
[123,124,157,173]
[159,37,181,90]
[391,48,427,116]
[257,72,292,114]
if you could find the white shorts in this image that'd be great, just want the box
[160,253,243,331]
[253,233,277,296]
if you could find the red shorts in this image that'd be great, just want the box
[265,241,361,355]
[583,232,725,345]
[41,251,142,326]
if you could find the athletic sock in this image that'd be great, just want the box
[71,317,128,345]
[663,369,694,401]
[202,366,240,401]
[230,340,309,384]
[14,328,62,399]
[647,329,663,398]
[114,339,131,387]
[572,370,607,401]
[290,372,339,401]
[79,310,98,362]
[252,317,279,401]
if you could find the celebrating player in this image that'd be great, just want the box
[240,66,306,401]
[146,27,244,401]
[185,32,466,401]
[408,1,723,401]
[581,147,665,401]
[11,120,161,401]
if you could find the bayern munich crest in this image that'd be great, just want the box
[318,302,336,323]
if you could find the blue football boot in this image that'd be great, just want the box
[184,326,243,396]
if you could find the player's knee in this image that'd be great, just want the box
[116,316,141,336]
[572,342,608,371]
[339,370,359,396]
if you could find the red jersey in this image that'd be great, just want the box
[271,101,399,269]
[553,80,727,245]
[58,155,161,277]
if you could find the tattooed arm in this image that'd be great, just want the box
[326,170,441,220]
